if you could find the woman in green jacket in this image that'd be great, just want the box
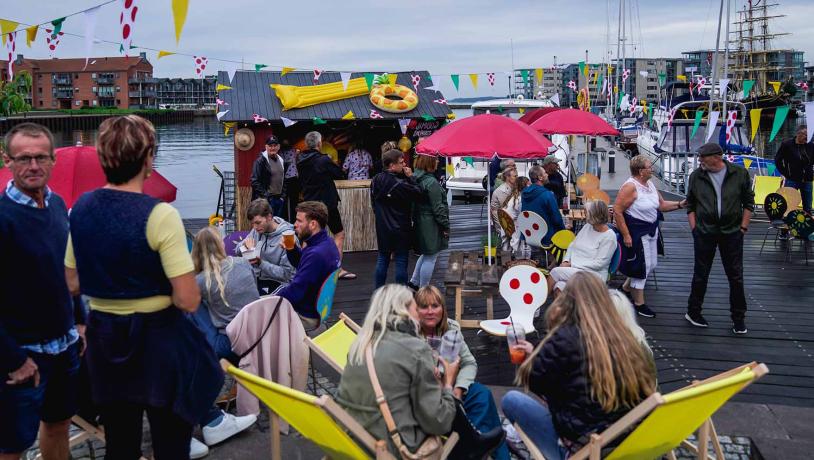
[409,154,450,288]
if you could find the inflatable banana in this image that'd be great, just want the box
[370,84,419,114]
[271,78,370,110]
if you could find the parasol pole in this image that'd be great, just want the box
[487,153,495,266]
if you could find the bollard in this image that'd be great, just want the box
[608,150,616,174]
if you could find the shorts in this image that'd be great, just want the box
[327,206,344,234]
[0,342,80,453]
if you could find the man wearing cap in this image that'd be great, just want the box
[250,135,286,217]
[774,126,813,213]
[542,156,567,207]
[685,143,754,334]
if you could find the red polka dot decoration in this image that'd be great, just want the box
[510,278,520,289]
[500,321,511,325]
[524,230,531,237]
[530,272,541,284]
[523,293,533,304]
[193,56,209,78]
[532,223,539,231]
[119,0,138,54]
[523,212,529,218]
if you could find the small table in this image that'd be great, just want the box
[563,208,587,232]
[444,250,510,329]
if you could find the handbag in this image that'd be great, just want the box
[365,346,444,460]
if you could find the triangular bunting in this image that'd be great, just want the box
[398,119,410,135]
[450,74,460,91]
[705,111,720,142]
[469,74,478,90]
[313,117,327,125]
[691,109,704,139]
[749,108,762,142]
[281,117,297,127]
[171,0,189,44]
[521,69,530,86]
[25,25,38,47]
[743,158,752,169]
[341,111,355,120]
[117,0,136,56]
[551,93,560,106]
[421,114,435,121]
[5,31,16,80]
[767,163,776,176]
[82,7,100,70]
[770,81,781,94]
[255,64,267,72]
[535,68,543,86]
[313,69,322,83]
[216,110,229,121]
[0,20,18,46]
[768,106,790,142]
[223,122,236,137]
[718,78,730,99]
[281,66,295,76]
[216,84,232,91]
[364,73,375,91]
[742,80,755,99]
[157,50,175,59]
[340,72,351,91]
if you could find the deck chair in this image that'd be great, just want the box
[306,312,360,393]
[518,362,768,460]
[221,360,459,460]
[752,175,782,210]
[34,417,148,460]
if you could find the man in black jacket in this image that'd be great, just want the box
[685,143,754,335]
[542,155,567,207]
[774,126,813,213]
[371,149,424,288]
[250,135,286,216]
[296,131,355,280]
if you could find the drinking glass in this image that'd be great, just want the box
[506,323,526,365]
[282,230,296,250]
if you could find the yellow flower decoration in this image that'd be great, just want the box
[209,213,224,226]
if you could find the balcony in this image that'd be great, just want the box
[97,90,116,98]
[54,90,73,98]
[129,77,158,84]
[53,77,72,85]
[96,77,116,85]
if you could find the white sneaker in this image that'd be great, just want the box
[202,412,258,446]
[190,437,209,459]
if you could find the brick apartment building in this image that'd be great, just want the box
[3,52,156,110]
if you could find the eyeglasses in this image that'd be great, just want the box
[9,154,53,166]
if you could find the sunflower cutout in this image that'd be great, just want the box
[764,193,787,222]
[576,173,600,192]
[784,210,814,239]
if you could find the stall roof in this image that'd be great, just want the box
[216,70,452,122]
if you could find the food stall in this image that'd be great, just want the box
[216,70,452,252]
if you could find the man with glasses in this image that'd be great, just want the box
[1,123,84,459]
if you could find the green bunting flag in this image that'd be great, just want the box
[578,61,585,78]
[768,106,790,143]
[497,105,504,113]
[254,64,267,72]
[50,17,66,38]
[617,92,625,108]
[658,73,666,87]
[421,114,435,121]
[312,117,327,125]
[521,69,530,86]
[767,163,776,176]
[742,80,755,99]
[450,74,460,91]
[691,109,704,138]
[597,74,604,94]
[648,104,654,127]
[463,157,474,166]
[364,73,375,91]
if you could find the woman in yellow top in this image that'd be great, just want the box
[65,115,222,460]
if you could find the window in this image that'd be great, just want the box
[92,87,97,92]
[116,99,121,105]
[38,87,42,94]
[92,73,96,78]
[39,101,43,106]
[92,100,98,106]
[75,100,81,106]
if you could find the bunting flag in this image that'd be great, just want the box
[370,109,384,119]
[223,122,236,137]
[398,119,410,135]
[424,75,441,92]
[800,82,809,92]
[252,113,268,123]
[119,0,137,56]
[681,109,689,118]
[658,72,666,87]
[749,108,762,142]
[592,70,599,86]
[157,50,174,59]
[281,66,295,76]
[742,79,755,99]
[705,111,720,142]
[535,68,543,86]
[578,61,586,77]
[433,98,447,105]
[25,25,38,47]
[770,81,781,94]
[281,117,297,127]
[44,29,64,58]
[768,106,790,142]
[676,74,687,82]
[410,74,420,91]
[725,110,738,142]
[551,93,560,106]
[0,20,18,46]
[597,74,604,96]
[83,7,100,70]
[50,17,66,38]
[341,111,355,120]
[718,78,730,99]
[340,72,352,91]
[666,108,676,132]
[450,74,460,91]
[648,104,654,127]
[639,70,648,77]
[806,102,814,142]
[387,74,397,85]
[521,69,530,86]
[215,98,228,106]
[696,76,707,94]
[767,163,776,176]
[215,83,232,91]
[421,114,435,121]
[469,74,478,90]
[617,91,625,107]
[312,117,327,125]
[254,64,267,72]
[215,110,229,121]
[5,32,16,80]
[226,67,238,84]
[519,108,525,114]
[691,109,704,139]
[743,158,753,169]
[171,0,189,44]
[622,68,630,83]
[487,72,495,86]
[629,97,638,116]
[364,73,375,90]
[313,69,322,83]
[194,56,207,77]
[567,80,577,91]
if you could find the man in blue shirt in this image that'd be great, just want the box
[521,165,566,246]
[0,123,83,458]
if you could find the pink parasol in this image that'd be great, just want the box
[530,108,619,136]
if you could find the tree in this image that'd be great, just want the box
[0,71,33,117]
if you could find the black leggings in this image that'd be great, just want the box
[101,402,193,460]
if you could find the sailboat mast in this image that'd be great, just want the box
[621,0,627,96]
[708,0,725,123]
[615,0,622,112]
[722,0,730,120]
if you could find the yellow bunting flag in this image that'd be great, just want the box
[583,65,589,77]
[677,75,687,82]
[342,110,355,120]
[743,158,753,169]
[223,122,236,137]
[0,20,19,46]
[25,25,38,47]
[445,162,454,176]
[749,108,762,141]
[171,0,189,44]
[592,71,598,85]
[387,74,397,85]
[216,84,232,91]
[535,68,543,85]
[469,74,478,90]
[770,81,781,94]
[157,50,175,59]
[519,108,526,114]
[681,109,689,118]
[281,67,295,76]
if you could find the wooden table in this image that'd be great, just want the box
[444,250,510,328]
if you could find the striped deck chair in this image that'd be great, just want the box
[517,362,768,460]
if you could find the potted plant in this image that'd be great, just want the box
[481,230,500,262]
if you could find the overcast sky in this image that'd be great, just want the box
[6,0,813,97]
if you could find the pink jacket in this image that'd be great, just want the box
[226,296,309,419]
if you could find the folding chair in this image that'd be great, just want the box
[518,362,768,460]
[306,312,360,393]
[221,360,459,460]
[752,175,782,211]
[34,417,148,460]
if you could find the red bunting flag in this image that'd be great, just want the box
[567,80,577,91]
[411,74,421,91]
[487,73,495,86]
[369,109,384,119]
[44,29,64,58]
[5,32,16,80]
[119,0,138,56]
[252,113,268,123]
[313,69,322,83]
[433,98,447,105]
[216,98,228,106]
[194,56,207,77]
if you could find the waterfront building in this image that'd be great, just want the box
[513,67,564,101]
[614,57,685,103]
[10,53,155,109]
[561,63,604,108]
[156,76,218,109]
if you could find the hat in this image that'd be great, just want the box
[698,143,723,157]
[265,135,280,145]
[542,156,561,165]
[234,128,256,152]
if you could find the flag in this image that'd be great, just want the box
[340,72,351,91]
[433,98,447,105]
[341,111,355,120]
[312,117,327,125]
[83,6,100,70]
[691,109,704,139]
[718,78,730,99]
[25,25,38,47]
[370,110,384,119]
[0,20,18,46]
[666,108,676,132]
[157,50,174,59]
[521,69,530,86]
[487,73,495,86]
[215,98,228,106]
[215,110,229,121]
[676,74,687,82]
[535,68,543,86]
[119,0,137,56]
[281,66,295,76]
[223,122,236,136]
[313,69,322,83]
[281,117,297,127]
[658,72,666,86]
[749,108,762,142]
[252,114,268,123]
[806,102,814,142]
[742,79,755,99]
[768,106,790,142]
[622,68,630,83]
[725,110,737,142]
[770,81,781,94]
[424,75,441,92]
[551,93,560,106]
[216,84,232,91]
[253,64,267,72]
[410,74,421,91]
[194,56,207,77]
[567,80,577,91]
[705,111,720,142]
[578,61,586,77]
[398,119,410,135]
[364,73,375,91]
[450,74,460,91]
[743,158,753,169]
[44,29,63,58]
[469,74,478,90]
[171,0,189,44]
[5,32,16,80]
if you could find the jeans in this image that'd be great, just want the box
[501,391,568,460]
[374,249,409,288]
[268,196,285,218]
[463,383,510,460]
[688,230,747,321]
[783,180,813,212]
[101,402,193,460]
[410,253,439,287]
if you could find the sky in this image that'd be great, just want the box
[5,0,813,98]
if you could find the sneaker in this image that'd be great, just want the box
[190,438,209,459]
[202,412,258,446]
[634,303,656,318]
[732,319,748,334]
[685,312,709,328]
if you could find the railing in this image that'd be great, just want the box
[54,90,73,98]
[96,77,116,85]
[128,77,158,84]
[53,77,72,85]
[97,90,116,98]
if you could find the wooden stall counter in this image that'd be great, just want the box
[335,179,377,252]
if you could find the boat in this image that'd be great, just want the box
[470,97,557,116]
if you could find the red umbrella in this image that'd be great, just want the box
[518,107,561,125]
[530,108,619,136]
[416,113,553,158]
[0,145,177,208]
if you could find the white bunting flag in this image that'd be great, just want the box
[226,67,238,85]
[398,119,410,135]
[252,113,268,123]
[340,72,351,91]
[45,29,64,58]
[281,117,297,127]
[83,6,100,70]
[313,69,322,84]
[805,102,814,142]
[410,74,421,91]
[487,73,495,86]
[369,109,384,119]
[718,78,730,99]
[5,32,16,80]
[551,93,560,106]
[216,110,229,121]
[433,98,447,105]
[424,75,441,92]
[194,56,208,78]
[705,111,721,142]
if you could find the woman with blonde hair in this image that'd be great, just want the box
[501,272,657,459]
[337,285,503,458]
[546,199,618,295]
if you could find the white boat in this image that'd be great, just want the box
[471,97,557,116]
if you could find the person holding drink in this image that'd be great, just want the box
[414,286,511,460]
[236,199,296,295]
[506,323,526,365]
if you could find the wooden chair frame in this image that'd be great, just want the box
[34,416,148,460]
[306,312,360,374]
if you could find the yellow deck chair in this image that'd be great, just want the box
[753,176,782,210]
[306,312,361,373]
[519,362,768,460]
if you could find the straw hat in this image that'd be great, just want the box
[234,128,256,151]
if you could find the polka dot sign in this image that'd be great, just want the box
[119,0,138,54]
